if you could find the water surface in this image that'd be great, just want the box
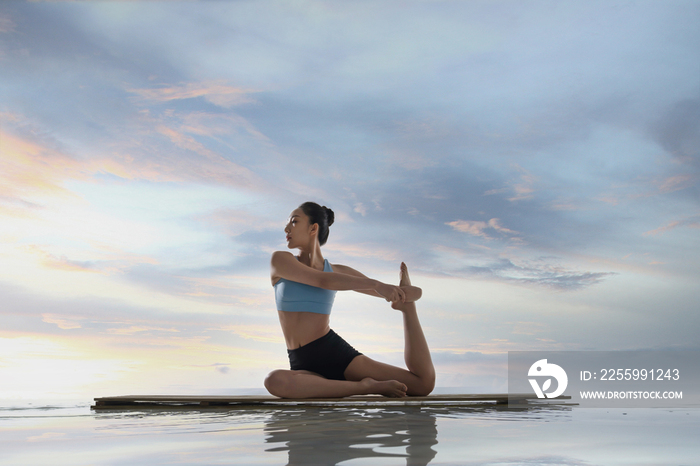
[1,401,697,465]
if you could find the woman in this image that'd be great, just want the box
[264,202,435,398]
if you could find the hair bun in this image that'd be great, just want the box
[299,201,333,245]
[323,206,335,227]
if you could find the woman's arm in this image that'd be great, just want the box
[332,263,422,302]
[270,251,405,302]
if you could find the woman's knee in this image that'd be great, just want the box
[410,372,436,397]
[264,370,290,397]
[410,382,434,397]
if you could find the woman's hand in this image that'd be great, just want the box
[376,282,406,304]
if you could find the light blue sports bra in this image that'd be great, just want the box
[274,259,337,315]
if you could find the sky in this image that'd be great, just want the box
[1,0,699,402]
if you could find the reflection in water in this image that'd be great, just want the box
[87,402,573,465]
[264,406,438,465]
[85,401,573,466]
[262,403,572,466]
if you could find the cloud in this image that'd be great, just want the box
[653,98,700,166]
[154,124,258,185]
[114,107,272,190]
[504,164,538,202]
[0,12,15,34]
[509,321,546,336]
[0,281,208,335]
[19,243,161,277]
[128,81,259,108]
[431,247,615,290]
[178,111,270,142]
[1,109,270,202]
[186,362,232,374]
[11,132,200,214]
[0,128,87,204]
[41,314,82,330]
[655,174,697,194]
[105,326,179,336]
[446,218,519,240]
[463,258,614,290]
[116,262,274,309]
[353,203,367,216]
[644,214,700,236]
[324,242,402,264]
[22,245,101,274]
[0,281,281,367]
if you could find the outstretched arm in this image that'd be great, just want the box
[331,263,422,302]
[270,251,405,303]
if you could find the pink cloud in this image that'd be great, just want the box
[41,314,82,330]
[128,81,259,108]
[656,174,696,194]
[21,245,100,274]
[0,111,267,205]
[0,130,87,201]
[644,214,700,236]
[446,218,519,239]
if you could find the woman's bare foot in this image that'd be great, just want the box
[361,377,407,398]
[393,262,418,310]
[399,261,411,286]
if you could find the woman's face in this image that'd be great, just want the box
[284,208,315,249]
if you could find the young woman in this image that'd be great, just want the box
[264,202,435,398]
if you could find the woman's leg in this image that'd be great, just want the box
[264,369,407,398]
[345,263,435,396]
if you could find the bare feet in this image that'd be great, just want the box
[399,262,411,287]
[361,377,407,398]
[392,262,414,310]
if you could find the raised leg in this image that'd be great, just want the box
[395,262,435,391]
[346,263,435,396]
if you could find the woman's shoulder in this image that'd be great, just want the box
[270,251,296,286]
[271,251,296,263]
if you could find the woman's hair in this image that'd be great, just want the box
[299,201,335,246]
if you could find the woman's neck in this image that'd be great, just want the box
[297,243,324,270]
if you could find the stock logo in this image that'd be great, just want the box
[528,359,568,398]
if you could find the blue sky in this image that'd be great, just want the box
[1,0,699,400]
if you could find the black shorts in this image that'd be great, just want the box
[287,329,362,381]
